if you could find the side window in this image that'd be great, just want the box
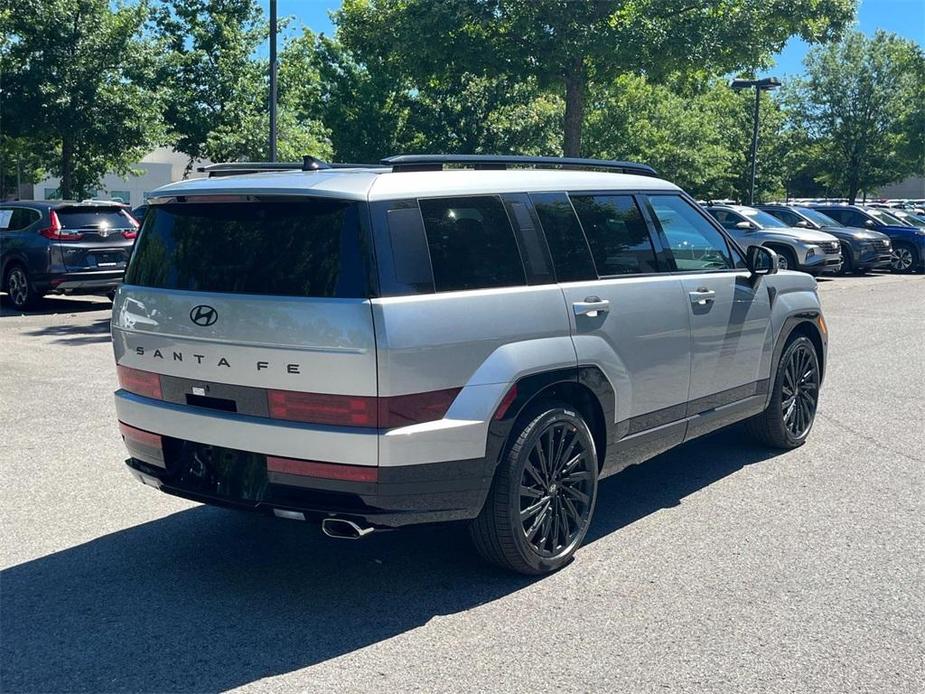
[570,194,659,276]
[0,208,39,231]
[530,192,597,282]
[709,209,745,229]
[771,209,800,226]
[418,195,526,292]
[647,195,734,272]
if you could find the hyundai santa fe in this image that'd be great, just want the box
[112,155,828,574]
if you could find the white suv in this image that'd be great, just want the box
[113,155,827,574]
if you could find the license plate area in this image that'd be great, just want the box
[164,439,269,502]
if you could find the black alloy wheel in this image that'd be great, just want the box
[746,335,821,449]
[779,341,820,439]
[470,404,598,574]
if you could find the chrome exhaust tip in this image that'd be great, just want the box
[321,517,375,540]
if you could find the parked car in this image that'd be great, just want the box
[704,204,842,273]
[0,200,138,309]
[886,209,925,229]
[113,155,827,574]
[810,204,925,274]
[757,204,892,275]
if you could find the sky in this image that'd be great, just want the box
[260,0,925,77]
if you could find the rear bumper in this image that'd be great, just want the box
[36,270,124,293]
[124,450,494,528]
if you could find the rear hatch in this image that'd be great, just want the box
[111,197,378,412]
[56,205,137,271]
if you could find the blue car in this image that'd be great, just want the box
[812,205,925,274]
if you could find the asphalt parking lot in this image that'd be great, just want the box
[1,274,923,693]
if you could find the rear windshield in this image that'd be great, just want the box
[125,200,369,298]
[57,207,134,229]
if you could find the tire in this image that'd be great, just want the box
[890,242,918,274]
[746,335,820,449]
[4,264,39,310]
[838,245,853,275]
[469,403,599,575]
[771,246,796,272]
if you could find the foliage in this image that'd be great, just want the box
[0,0,164,199]
[335,0,856,155]
[788,30,925,201]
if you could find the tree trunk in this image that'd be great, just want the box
[60,137,74,200]
[563,60,585,157]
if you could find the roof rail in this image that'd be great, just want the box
[381,154,658,177]
[199,156,382,177]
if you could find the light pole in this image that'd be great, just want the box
[268,0,278,162]
[730,77,781,205]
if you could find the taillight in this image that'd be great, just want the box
[267,456,378,482]
[39,211,83,241]
[267,387,460,428]
[117,365,162,399]
[267,390,378,427]
[122,212,139,238]
[379,388,461,428]
[122,229,138,239]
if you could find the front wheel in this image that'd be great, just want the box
[469,404,598,575]
[746,335,820,449]
[890,243,918,274]
[838,246,854,275]
[771,246,796,271]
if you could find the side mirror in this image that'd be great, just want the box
[795,220,809,227]
[747,245,778,276]
[864,219,876,227]
[735,221,754,230]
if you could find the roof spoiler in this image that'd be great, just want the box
[380,154,658,176]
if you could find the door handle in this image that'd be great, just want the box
[688,288,716,305]
[573,296,610,317]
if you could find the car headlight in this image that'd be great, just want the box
[804,245,819,257]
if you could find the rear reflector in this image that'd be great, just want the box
[493,384,518,420]
[117,365,163,399]
[267,390,378,427]
[119,421,163,447]
[267,456,378,482]
[267,387,460,428]
[119,421,165,468]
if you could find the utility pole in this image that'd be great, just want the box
[729,77,781,206]
[268,0,278,162]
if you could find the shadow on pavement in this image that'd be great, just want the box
[0,295,111,318]
[0,427,777,692]
[24,317,112,345]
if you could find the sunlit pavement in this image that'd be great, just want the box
[1,274,923,693]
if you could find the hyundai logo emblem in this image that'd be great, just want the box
[189,305,218,327]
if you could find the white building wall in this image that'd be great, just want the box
[31,147,211,207]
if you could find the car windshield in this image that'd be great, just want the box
[795,207,839,227]
[740,207,789,228]
[867,208,911,226]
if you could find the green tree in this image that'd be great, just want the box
[336,0,855,157]
[790,30,925,202]
[0,0,163,199]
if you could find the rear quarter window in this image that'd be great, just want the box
[125,199,370,298]
[418,195,526,292]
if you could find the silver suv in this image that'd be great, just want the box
[706,204,842,273]
[112,155,828,574]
